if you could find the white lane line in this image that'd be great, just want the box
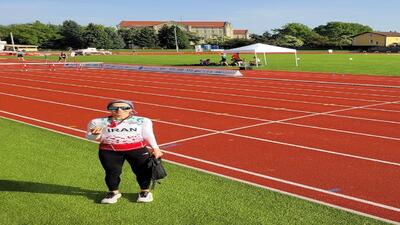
[32,70,396,105]
[242,70,400,83]
[225,132,400,166]
[226,99,400,133]
[325,113,400,125]
[77,69,400,101]
[0,95,399,167]
[2,72,390,105]
[0,114,399,216]
[239,76,400,89]
[1,75,400,125]
[0,75,311,114]
[1,82,400,141]
[66,68,400,95]
[279,121,400,141]
[0,92,217,133]
[0,110,86,133]
[5,67,400,97]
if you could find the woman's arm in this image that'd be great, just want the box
[85,120,102,140]
[142,118,163,158]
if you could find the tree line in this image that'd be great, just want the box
[0,20,373,50]
[249,22,373,49]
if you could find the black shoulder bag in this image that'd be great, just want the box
[147,157,167,190]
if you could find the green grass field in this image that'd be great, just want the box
[21,52,400,76]
[0,118,389,225]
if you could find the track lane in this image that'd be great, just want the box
[1,66,398,221]
[17,69,398,107]
[243,70,400,87]
[0,73,348,113]
[231,122,400,163]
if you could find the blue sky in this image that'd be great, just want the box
[0,0,399,34]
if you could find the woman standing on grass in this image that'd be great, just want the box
[86,99,163,204]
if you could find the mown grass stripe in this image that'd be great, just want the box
[0,118,390,225]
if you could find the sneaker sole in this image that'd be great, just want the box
[101,193,122,204]
[137,194,153,203]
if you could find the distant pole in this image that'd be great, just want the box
[174,24,179,53]
[263,52,267,65]
[10,32,16,52]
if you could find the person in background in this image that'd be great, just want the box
[58,52,67,62]
[250,56,261,66]
[220,53,228,66]
[199,58,211,66]
[70,51,76,63]
[231,52,243,66]
[86,100,163,204]
[16,49,25,61]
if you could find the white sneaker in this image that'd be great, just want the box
[101,192,122,204]
[137,191,153,203]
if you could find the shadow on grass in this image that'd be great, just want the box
[123,192,140,202]
[0,179,105,203]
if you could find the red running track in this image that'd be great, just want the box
[0,66,399,223]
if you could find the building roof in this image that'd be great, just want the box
[354,31,400,37]
[233,29,248,35]
[179,21,226,28]
[119,21,162,27]
[119,21,227,28]
[374,32,400,37]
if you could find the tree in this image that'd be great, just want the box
[250,31,272,43]
[104,27,125,49]
[133,27,158,48]
[118,28,138,49]
[0,25,8,37]
[158,25,189,49]
[204,36,230,46]
[314,22,373,47]
[60,20,84,49]
[307,32,329,47]
[185,31,201,45]
[30,21,61,47]
[1,21,61,48]
[272,23,323,47]
[0,25,11,42]
[220,38,254,49]
[82,23,110,49]
[275,35,304,47]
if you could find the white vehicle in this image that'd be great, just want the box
[75,48,112,55]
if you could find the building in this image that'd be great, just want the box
[119,21,250,40]
[352,32,400,47]
[233,29,250,39]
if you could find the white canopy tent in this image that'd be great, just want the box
[224,43,298,67]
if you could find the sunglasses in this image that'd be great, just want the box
[108,106,132,111]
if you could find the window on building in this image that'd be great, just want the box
[376,41,379,45]
[370,40,373,44]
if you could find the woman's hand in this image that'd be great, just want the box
[151,148,164,159]
[91,127,103,135]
